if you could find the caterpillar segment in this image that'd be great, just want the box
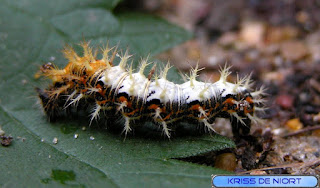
[36,42,264,138]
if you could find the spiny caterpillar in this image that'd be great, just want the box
[36,41,265,138]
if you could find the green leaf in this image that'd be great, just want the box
[0,0,234,187]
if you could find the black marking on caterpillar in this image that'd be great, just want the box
[35,42,265,138]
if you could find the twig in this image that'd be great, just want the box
[282,125,320,138]
[238,163,303,174]
[239,159,320,174]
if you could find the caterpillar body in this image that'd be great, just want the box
[36,42,265,138]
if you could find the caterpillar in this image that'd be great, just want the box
[35,41,265,138]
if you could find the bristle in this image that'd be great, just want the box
[247,113,264,125]
[231,112,246,125]
[117,101,128,112]
[201,118,215,132]
[147,64,157,80]
[80,41,93,61]
[160,121,170,138]
[50,84,70,97]
[123,116,132,136]
[251,86,267,97]
[139,56,151,75]
[110,44,119,64]
[64,90,77,106]
[64,93,83,108]
[254,106,267,111]
[198,107,208,118]
[160,62,172,80]
[219,64,232,84]
[90,104,101,125]
[128,61,134,80]
[118,50,132,69]
[243,72,254,89]
[101,42,114,66]
[233,74,242,92]
[188,63,204,87]
[63,44,80,64]
[252,98,267,104]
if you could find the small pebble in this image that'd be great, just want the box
[250,170,267,175]
[214,153,237,172]
[276,95,294,110]
[52,137,58,144]
[266,26,299,43]
[272,128,286,136]
[21,79,28,85]
[240,21,265,46]
[285,118,303,131]
[1,135,13,146]
[280,40,308,61]
[264,71,284,83]
[312,113,320,123]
